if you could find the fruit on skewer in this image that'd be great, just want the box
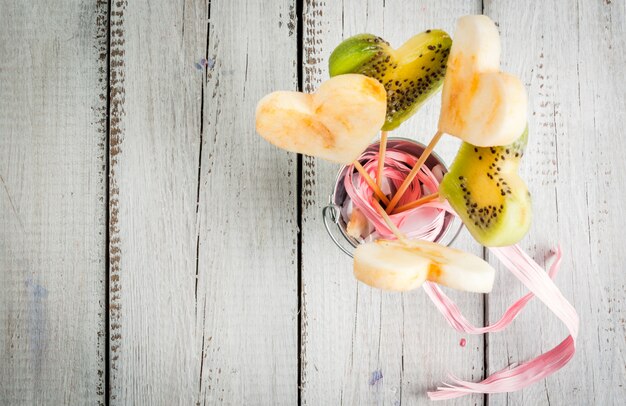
[438,15,527,146]
[385,15,528,213]
[329,30,451,204]
[255,74,386,164]
[439,127,531,246]
[329,30,452,131]
[354,239,495,293]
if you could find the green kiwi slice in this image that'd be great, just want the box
[439,128,532,247]
[329,30,451,131]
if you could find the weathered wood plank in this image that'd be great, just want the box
[301,1,484,404]
[195,0,299,404]
[0,0,108,404]
[109,0,299,404]
[108,0,207,403]
[484,0,626,404]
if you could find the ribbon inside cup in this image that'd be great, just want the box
[342,140,455,243]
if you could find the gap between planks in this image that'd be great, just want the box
[104,0,112,402]
[296,0,304,404]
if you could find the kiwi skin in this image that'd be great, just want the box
[440,127,532,247]
[328,31,451,131]
[329,34,389,77]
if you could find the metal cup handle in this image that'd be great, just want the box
[322,204,354,258]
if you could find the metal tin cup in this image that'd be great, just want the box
[323,137,463,257]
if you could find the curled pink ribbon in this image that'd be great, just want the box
[344,146,452,241]
[345,142,579,400]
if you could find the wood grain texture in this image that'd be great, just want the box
[0,0,108,404]
[108,0,207,403]
[300,1,485,404]
[195,0,299,403]
[484,0,626,404]
[109,0,299,404]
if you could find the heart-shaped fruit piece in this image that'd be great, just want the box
[438,15,527,146]
[354,239,495,293]
[439,127,531,247]
[255,74,386,164]
[329,30,452,131]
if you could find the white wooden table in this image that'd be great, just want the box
[1,0,625,404]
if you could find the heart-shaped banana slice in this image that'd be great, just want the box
[255,74,386,164]
[439,15,527,147]
[329,30,451,131]
[354,239,495,293]
[440,128,531,247]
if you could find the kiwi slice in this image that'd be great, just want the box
[329,30,452,131]
[439,128,532,247]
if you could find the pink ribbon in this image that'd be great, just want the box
[345,142,579,400]
[344,146,451,241]
[427,245,578,399]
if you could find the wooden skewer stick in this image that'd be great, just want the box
[372,199,408,243]
[376,131,388,190]
[385,130,444,214]
[353,161,390,206]
[392,192,440,215]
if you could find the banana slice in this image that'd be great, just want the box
[255,74,387,164]
[353,239,495,293]
[439,15,527,147]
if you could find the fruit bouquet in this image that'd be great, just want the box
[256,15,578,400]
